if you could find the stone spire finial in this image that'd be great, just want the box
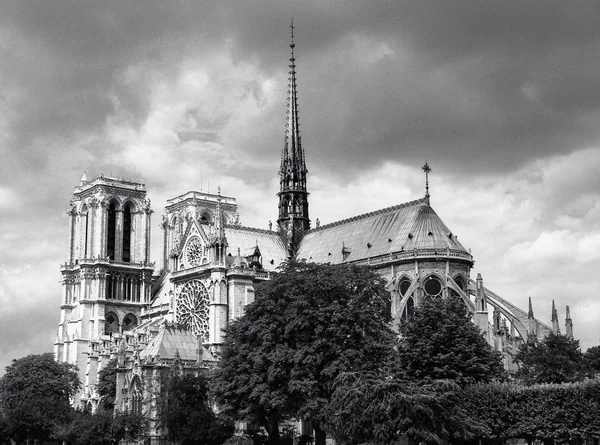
[565,305,573,339]
[551,300,560,335]
[528,296,534,319]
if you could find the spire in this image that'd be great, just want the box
[551,300,560,335]
[528,296,534,318]
[215,186,224,239]
[422,162,431,205]
[565,305,573,339]
[278,19,310,257]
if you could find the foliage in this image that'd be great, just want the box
[396,296,506,385]
[584,345,600,374]
[0,353,80,443]
[515,332,588,384]
[327,372,483,445]
[212,261,397,445]
[457,380,600,445]
[53,409,147,445]
[158,370,233,445]
[97,358,118,411]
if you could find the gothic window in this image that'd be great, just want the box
[106,275,113,299]
[402,296,415,319]
[451,275,466,298]
[81,204,89,258]
[399,278,412,297]
[123,313,138,331]
[424,276,443,298]
[105,312,119,335]
[130,377,142,415]
[122,204,132,262]
[184,237,203,267]
[176,280,210,340]
[107,201,117,260]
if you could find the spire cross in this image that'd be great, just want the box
[290,18,295,48]
[422,162,431,202]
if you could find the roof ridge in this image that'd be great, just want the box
[224,224,280,235]
[306,197,428,233]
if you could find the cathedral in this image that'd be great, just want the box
[54,28,573,439]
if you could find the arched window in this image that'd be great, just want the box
[123,313,138,331]
[107,201,117,260]
[451,275,466,298]
[122,204,132,262]
[399,278,412,297]
[424,276,443,298]
[130,377,142,415]
[104,312,119,335]
[81,204,89,258]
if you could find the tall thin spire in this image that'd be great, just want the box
[551,300,560,335]
[565,305,573,339]
[278,19,310,257]
[528,296,534,318]
[422,162,431,205]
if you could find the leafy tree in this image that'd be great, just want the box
[53,409,147,445]
[584,345,600,375]
[327,372,482,445]
[97,358,118,411]
[0,353,80,444]
[515,332,588,385]
[159,370,233,445]
[397,296,506,385]
[212,261,397,445]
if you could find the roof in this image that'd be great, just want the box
[297,198,470,264]
[140,324,198,362]
[225,225,287,271]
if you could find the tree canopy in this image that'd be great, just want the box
[396,296,506,385]
[0,353,80,443]
[97,358,118,411]
[158,369,233,445]
[212,261,397,445]
[515,332,588,385]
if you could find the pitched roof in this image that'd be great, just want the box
[140,324,198,362]
[297,198,470,264]
[224,225,287,271]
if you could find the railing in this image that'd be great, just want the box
[351,248,473,267]
[61,257,155,270]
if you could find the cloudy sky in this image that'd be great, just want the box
[2,1,600,374]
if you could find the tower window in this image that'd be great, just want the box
[123,313,138,331]
[107,202,117,260]
[123,204,132,262]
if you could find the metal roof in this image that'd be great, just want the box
[225,225,287,271]
[297,198,470,264]
[140,324,198,361]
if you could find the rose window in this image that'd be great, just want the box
[184,236,203,267]
[176,280,210,339]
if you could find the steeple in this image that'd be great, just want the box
[551,300,560,335]
[209,187,227,265]
[527,297,537,340]
[277,19,310,257]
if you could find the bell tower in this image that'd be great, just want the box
[55,173,154,405]
[277,20,310,257]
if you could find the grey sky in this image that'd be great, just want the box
[1,1,600,374]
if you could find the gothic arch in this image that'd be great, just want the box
[122,313,138,331]
[106,200,118,260]
[130,376,142,415]
[122,203,133,262]
[104,311,119,335]
[422,273,444,298]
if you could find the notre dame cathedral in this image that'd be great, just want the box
[54,29,573,440]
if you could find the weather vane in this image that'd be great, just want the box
[422,162,431,203]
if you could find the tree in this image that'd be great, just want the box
[159,370,233,445]
[212,261,397,445]
[53,409,147,445]
[584,345,600,375]
[97,358,118,411]
[396,296,506,385]
[0,353,80,444]
[515,332,588,385]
